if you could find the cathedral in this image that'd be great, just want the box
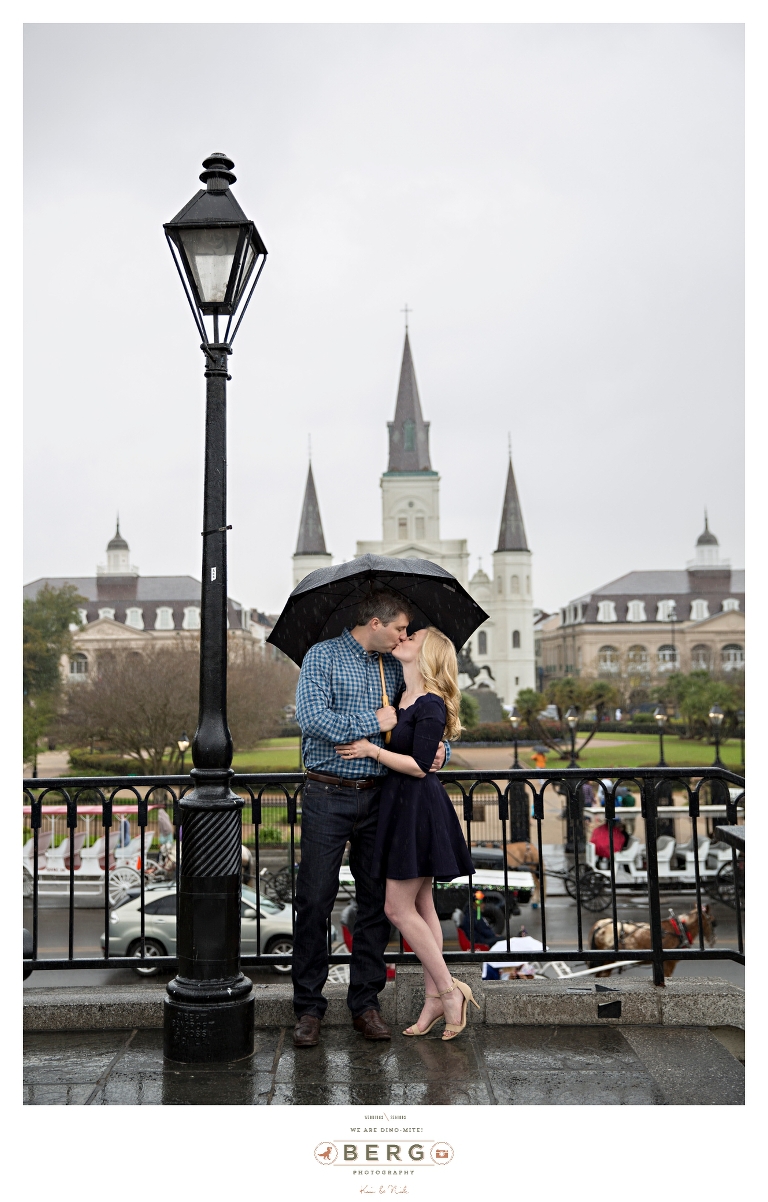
[292,331,536,706]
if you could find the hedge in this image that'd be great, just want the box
[67,750,143,776]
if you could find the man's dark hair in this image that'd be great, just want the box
[356,589,414,627]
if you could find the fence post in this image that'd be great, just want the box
[643,777,666,986]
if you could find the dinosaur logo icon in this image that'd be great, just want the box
[314,1143,338,1165]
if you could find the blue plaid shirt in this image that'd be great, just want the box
[296,627,451,778]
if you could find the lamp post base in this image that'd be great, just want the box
[164,992,254,1063]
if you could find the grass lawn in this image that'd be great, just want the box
[515,732,743,772]
[232,736,302,774]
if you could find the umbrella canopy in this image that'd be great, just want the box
[267,554,489,667]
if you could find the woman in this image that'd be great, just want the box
[336,626,478,1040]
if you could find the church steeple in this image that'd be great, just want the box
[387,332,432,472]
[295,463,328,555]
[496,455,529,552]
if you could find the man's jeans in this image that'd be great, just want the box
[292,779,391,1020]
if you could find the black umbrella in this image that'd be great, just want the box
[267,554,489,667]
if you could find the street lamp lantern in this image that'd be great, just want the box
[162,153,267,1065]
[565,707,578,768]
[654,705,667,768]
[164,152,267,340]
[709,703,725,768]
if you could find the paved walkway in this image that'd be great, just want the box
[23,1024,743,1106]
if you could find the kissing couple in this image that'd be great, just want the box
[291,588,478,1048]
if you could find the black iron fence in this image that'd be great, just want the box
[23,766,744,987]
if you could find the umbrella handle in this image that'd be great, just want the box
[378,655,392,745]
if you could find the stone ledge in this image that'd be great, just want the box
[23,975,742,1032]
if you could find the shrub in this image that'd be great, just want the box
[258,826,283,844]
[68,750,141,776]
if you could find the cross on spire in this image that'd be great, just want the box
[401,303,412,330]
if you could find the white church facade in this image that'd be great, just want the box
[292,331,536,707]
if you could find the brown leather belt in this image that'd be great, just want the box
[305,771,383,790]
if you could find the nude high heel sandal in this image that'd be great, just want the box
[440,978,480,1041]
[403,993,442,1036]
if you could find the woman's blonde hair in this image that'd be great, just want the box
[418,627,463,741]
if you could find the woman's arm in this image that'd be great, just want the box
[336,739,425,778]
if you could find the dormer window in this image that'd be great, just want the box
[596,600,617,622]
[722,598,740,613]
[77,608,88,626]
[182,606,201,630]
[125,607,144,630]
[155,607,175,630]
[690,599,709,621]
[627,600,646,622]
[656,600,677,622]
[98,607,115,621]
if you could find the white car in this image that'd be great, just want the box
[100,884,294,976]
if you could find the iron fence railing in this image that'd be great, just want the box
[23,766,744,987]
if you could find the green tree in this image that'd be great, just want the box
[23,584,86,770]
[459,692,480,730]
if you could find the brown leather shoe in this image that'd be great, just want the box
[293,1015,321,1047]
[352,1009,392,1040]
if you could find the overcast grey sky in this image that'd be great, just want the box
[24,23,744,616]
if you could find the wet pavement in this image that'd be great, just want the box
[23,1022,744,1106]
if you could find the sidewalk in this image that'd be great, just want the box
[24,1022,743,1106]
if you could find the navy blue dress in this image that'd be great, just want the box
[371,693,475,882]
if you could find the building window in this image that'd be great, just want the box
[510,575,519,594]
[690,599,709,621]
[478,631,488,655]
[656,600,677,622]
[691,644,712,671]
[415,515,425,539]
[125,607,144,630]
[403,419,416,451]
[398,517,408,538]
[627,645,650,676]
[627,600,646,622]
[69,653,88,679]
[598,645,620,676]
[526,576,530,594]
[497,576,503,595]
[658,645,679,671]
[98,607,115,621]
[512,630,520,649]
[722,598,740,612]
[596,600,617,623]
[722,644,744,671]
[155,607,175,630]
[182,606,201,630]
[77,608,88,626]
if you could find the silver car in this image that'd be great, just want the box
[100,884,294,976]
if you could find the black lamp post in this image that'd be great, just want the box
[709,703,725,768]
[509,705,521,769]
[565,707,578,768]
[177,731,190,776]
[654,705,668,767]
[163,153,267,1063]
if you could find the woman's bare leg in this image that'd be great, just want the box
[386,877,463,1030]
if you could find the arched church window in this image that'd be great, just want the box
[722,644,744,671]
[510,575,519,593]
[415,515,425,539]
[403,420,416,452]
[496,576,503,595]
[657,645,679,671]
[512,630,520,649]
[69,653,88,679]
[598,646,620,675]
[478,631,488,655]
[691,644,712,671]
[398,517,408,538]
[155,607,175,631]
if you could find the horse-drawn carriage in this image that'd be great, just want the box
[22,805,159,906]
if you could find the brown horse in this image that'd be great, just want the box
[589,905,716,978]
[505,842,545,906]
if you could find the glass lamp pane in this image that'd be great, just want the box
[179,227,240,304]
[233,239,256,304]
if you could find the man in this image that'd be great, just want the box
[292,590,449,1047]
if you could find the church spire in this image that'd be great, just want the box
[387,331,432,472]
[295,463,328,555]
[496,455,529,552]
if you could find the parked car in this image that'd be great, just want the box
[100,884,294,976]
